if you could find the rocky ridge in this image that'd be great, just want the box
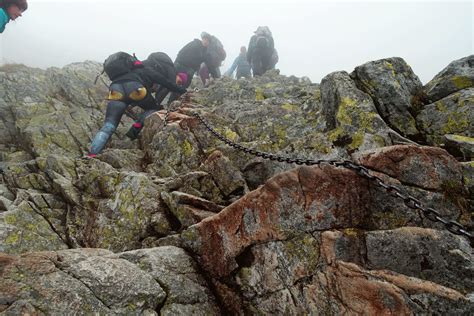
[0,56,473,314]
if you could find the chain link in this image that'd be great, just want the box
[191,111,473,241]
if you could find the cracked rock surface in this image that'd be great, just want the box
[0,57,473,314]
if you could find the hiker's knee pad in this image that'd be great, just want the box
[122,81,147,101]
[106,82,147,102]
[106,83,126,101]
[128,87,147,101]
[107,90,125,101]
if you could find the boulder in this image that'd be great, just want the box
[352,57,423,138]
[424,55,474,102]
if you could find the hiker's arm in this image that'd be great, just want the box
[147,69,186,94]
[207,66,219,79]
[269,37,275,50]
[226,57,239,75]
[247,37,255,62]
[0,13,8,33]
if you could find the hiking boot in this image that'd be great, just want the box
[126,122,143,140]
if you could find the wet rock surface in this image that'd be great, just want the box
[0,57,472,314]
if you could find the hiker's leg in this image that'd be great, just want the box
[251,58,263,76]
[154,66,176,106]
[137,93,160,125]
[125,84,156,140]
[154,86,169,108]
[90,99,128,155]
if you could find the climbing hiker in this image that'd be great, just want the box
[124,51,189,139]
[88,52,187,157]
[247,26,277,76]
[198,32,226,86]
[168,32,224,101]
[0,0,28,33]
[224,46,251,79]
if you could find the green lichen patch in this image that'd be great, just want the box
[451,76,473,90]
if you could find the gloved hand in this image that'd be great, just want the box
[177,86,187,94]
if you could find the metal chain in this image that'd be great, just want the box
[192,111,473,241]
[163,106,171,127]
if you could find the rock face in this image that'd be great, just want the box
[0,57,473,314]
[0,247,219,315]
[320,70,410,153]
[424,55,474,102]
[417,88,474,159]
[351,57,423,138]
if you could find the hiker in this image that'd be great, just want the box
[88,52,187,157]
[123,51,189,139]
[142,51,188,107]
[0,0,28,33]
[224,46,251,79]
[247,26,277,76]
[198,32,226,86]
[168,32,224,100]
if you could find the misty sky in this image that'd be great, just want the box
[1,0,472,83]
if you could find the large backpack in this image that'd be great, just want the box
[103,52,142,81]
[209,36,226,64]
[147,52,174,67]
[145,52,174,73]
[254,26,274,54]
[256,35,269,49]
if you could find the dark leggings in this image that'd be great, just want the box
[250,51,272,76]
[90,81,157,155]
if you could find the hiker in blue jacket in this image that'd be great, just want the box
[224,46,251,79]
[0,0,28,33]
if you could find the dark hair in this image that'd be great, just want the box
[200,32,211,40]
[1,0,28,11]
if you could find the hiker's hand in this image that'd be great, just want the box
[177,87,187,94]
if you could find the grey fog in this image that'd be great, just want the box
[1,0,472,83]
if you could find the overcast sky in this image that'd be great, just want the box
[1,0,472,83]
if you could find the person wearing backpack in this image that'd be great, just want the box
[247,26,276,76]
[168,32,223,101]
[88,52,187,157]
[0,0,28,33]
[124,51,190,140]
[224,46,251,79]
[200,32,226,85]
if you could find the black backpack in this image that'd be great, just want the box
[147,52,174,67]
[103,52,142,81]
[211,36,226,62]
[256,35,269,49]
[146,52,174,72]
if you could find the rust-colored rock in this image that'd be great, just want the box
[183,164,370,278]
